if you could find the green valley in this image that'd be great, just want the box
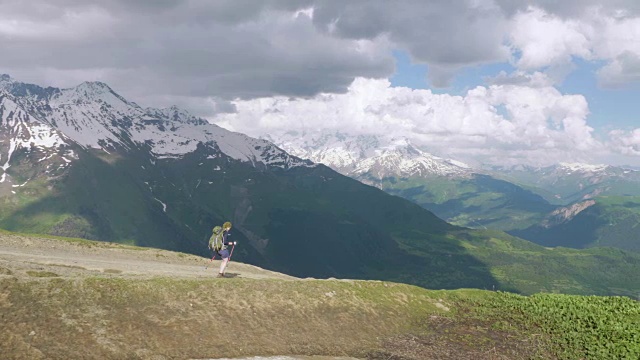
[512,196,640,252]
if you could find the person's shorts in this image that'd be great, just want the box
[217,249,230,259]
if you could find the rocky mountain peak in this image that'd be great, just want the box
[0,74,14,85]
[541,200,596,228]
[0,76,309,171]
[76,80,111,91]
[62,81,123,102]
[269,131,471,179]
[0,75,60,102]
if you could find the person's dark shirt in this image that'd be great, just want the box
[222,229,232,245]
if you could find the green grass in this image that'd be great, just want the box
[26,270,59,277]
[0,227,153,251]
[513,195,640,251]
[375,174,553,231]
[463,291,640,359]
[2,271,638,359]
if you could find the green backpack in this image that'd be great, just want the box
[208,226,224,252]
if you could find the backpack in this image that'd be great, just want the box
[208,226,224,252]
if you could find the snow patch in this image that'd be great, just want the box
[153,198,167,212]
[558,162,608,173]
[12,180,28,187]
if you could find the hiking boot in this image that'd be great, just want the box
[216,273,225,278]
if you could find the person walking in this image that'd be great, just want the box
[209,221,235,278]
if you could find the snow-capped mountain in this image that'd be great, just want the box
[0,87,74,185]
[487,162,640,204]
[0,74,310,187]
[0,74,348,263]
[351,138,471,178]
[0,74,485,287]
[264,131,382,173]
[268,131,471,179]
[268,131,562,231]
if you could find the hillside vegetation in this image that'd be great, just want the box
[371,174,554,231]
[3,147,640,298]
[513,196,640,252]
[1,233,639,360]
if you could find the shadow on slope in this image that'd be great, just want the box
[0,145,504,292]
[0,146,200,252]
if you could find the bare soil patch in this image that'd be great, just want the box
[0,232,295,282]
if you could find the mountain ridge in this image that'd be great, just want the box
[0,75,311,174]
[1,75,639,297]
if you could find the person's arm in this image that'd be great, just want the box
[223,231,235,245]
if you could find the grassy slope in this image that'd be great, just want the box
[0,235,638,360]
[445,230,640,297]
[371,174,554,231]
[0,146,204,252]
[512,196,640,252]
[2,148,640,297]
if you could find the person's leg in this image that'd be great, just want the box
[219,257,229,275]
[217,249,230,276]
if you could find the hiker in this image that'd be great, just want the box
[209,221,235,278]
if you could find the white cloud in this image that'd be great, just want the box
[608,129,640,156]
[487,70,556,87]
[508,5,640,87]
[597,51,640,87]
[1,1,639,103]
[510,7,593,69]
[0,0,638,141]
[214,78,608,166]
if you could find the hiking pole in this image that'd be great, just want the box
[204,252,216,270]
[228,242,236,261]
[223,242,237,275]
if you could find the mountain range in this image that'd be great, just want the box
[270,131,640,251]
[1,74,639,296]
[486,162,640,204]
[269,131,556,231]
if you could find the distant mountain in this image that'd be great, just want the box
[267,131,470,177]
[486,163,640,205]
[511,196,640,252]
[270,131,555,231]
[2,75,639,296]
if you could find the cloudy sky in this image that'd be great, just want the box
[1,0,639,166]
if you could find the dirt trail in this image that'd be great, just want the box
[0,233,296,281]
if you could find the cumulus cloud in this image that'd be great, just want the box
[312,0,511,87]
[1,0,640,102]
[0,0,393,115]
[509,7,593,69]
[486,70,556,87]
[597,51,640,87]
[0,0,638,162]
[214,78,607,166]
[496,0,640,17]
[608,129,640,156]
[507,5,640,87]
